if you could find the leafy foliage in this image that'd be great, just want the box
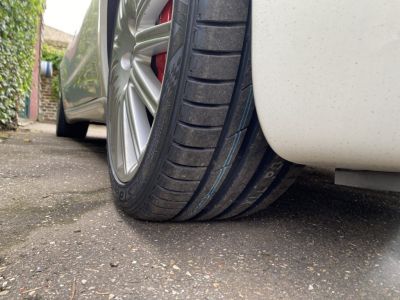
[42,43,64,72]
[0,0,44,129]
[50,76,60,101]
[42,43,65,99]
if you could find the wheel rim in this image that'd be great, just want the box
[108,0,173,183]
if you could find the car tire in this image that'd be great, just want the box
[107,0,301,221]
[56,97,89,139]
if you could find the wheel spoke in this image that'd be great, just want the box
[136,0,150,25]
[117,0,135,33]
[116,99,127,174]
[114,0,136,58]
[134,22,171,56]
[137,0,170,29]
[130,60,161,116]
[126,82,151,154]
[122,99,140,173]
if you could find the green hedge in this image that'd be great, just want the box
[0,0,44,129]
[42,43,65,99]
[42,43,64,72]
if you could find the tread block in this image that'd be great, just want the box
[159,174,200,192]
[175,122,222,148]
[189,52,241,80]
[194,25,246,52]
[180,101,228,127]
[151,196,188,210]
[197,0,249,23]
[153,185,193,202]
[168,143,214,167]
[163,160,206,181]
[184,80,234,105]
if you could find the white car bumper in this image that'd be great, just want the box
[252,0,400,172]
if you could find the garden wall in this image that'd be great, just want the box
[39,73,58,122]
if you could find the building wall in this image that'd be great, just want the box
[29,21,42,121]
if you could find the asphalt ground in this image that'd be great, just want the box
[0,123,399,299]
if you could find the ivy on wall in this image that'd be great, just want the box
[0,0,44,129]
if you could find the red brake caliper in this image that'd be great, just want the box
[154,0,173,82]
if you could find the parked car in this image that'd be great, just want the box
[58,0,400,221]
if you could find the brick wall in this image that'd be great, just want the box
[39,73,58,122]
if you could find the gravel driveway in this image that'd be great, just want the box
[0,123,399,299]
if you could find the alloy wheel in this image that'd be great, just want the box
[108,0,173,183]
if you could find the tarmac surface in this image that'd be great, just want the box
[0,123,399,299]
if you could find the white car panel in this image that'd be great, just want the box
[252,0,400,172]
